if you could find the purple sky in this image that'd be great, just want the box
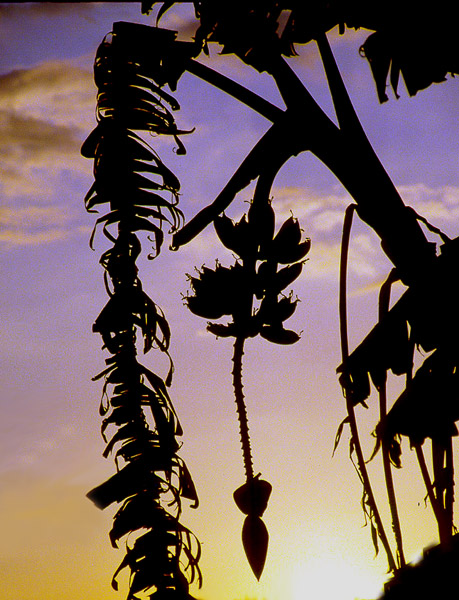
[1,4,458,600]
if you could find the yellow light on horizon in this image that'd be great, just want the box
[289,556,383,600]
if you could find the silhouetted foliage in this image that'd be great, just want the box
[184,174,309,578]
[380,533,459,599]
[83,2,459,597]
[83,22,201,600]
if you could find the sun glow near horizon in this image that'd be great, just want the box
[288,556,383,600]
[244,532,387,600]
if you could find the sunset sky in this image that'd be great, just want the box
[1,3,459,600]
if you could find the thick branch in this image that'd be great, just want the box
[172,57,341,248]
[316,32,365,135]
[186,58,283,121]
[179,40,436,285]
[171,111,299,248]
[267,48,436,286]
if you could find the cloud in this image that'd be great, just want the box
[0,204,87,247]
[0,59,95,246]
[2,425,78,471]
[287,182,459,236]
[0,205,69,228]
[177,183,377,280]
[271,183,459,280]
[0,60,95,204]
[0,2,97,20]
[0,60,95,133]
[0,228,69,247]
[0,110,81,162]
[349,277,407,299]
[272,184,351,233]
[177,182,459,286]
[153,3,200,40]
[304,234,378,280]
[398,183,459,231]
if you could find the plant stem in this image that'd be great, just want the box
[432,438,453,544]
[309,33,436,285]
[445,437,455,537]
[415,442,449,542]
[378,381,405,568]
[179,42,436,287]
[171,114,294,249]
[339,204,396,572]
[186,58,283,122]
[378,271,405,568]
[339,204,355,361]
[232,336,254,482]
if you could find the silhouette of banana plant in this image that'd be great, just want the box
[157,5,458,578]
[337,200,459,589]
[185,167,310,578]
[82,22,201,600]
[83,2,459,595]
[337,210,458,548]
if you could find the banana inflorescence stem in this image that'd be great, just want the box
[232,336,254,482]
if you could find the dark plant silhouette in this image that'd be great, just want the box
[185,169,309,578]
[82,2,459,598]
[82,23,201,600]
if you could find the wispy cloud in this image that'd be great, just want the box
[0,61,95,127]
[0,110,83,170]
[10,425,77,470]
[153,3,199,40]
[274,182,459,231]
[0,60,95,164]
[0,59,95,245]
[0,206,69,228]
[273,184,350,228]
[178,182,459,285]
[0,205,85,247]
[398,183,459,235]
[273,183,459,278]
[0,1,97,21]
[304,233,378,280]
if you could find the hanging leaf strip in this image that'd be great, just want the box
[83,24,201,600]
[82,26,190,257]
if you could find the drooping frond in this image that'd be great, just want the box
[83,22,201,600]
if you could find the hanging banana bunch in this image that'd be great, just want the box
[185,172,310,579]
[82,23,201,600]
